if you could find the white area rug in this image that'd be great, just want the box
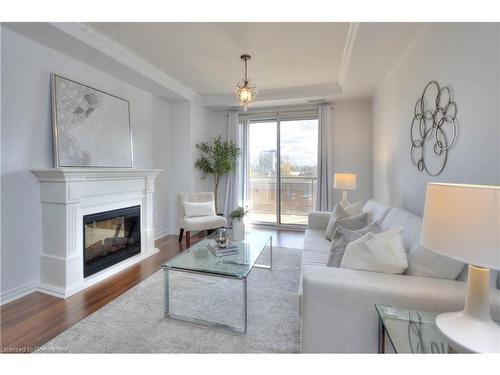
[41,246,302,353]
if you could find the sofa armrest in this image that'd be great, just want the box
[308,211,330,230]
[300,266,500,353]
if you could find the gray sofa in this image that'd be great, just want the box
[300,199,500,353]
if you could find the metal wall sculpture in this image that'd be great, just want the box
[410,81,457,176]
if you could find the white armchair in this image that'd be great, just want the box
[177,192,227,247]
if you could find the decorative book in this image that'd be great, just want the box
[207,240,239,257]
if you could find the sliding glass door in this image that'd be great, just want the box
[279,119,318,225]
[245,115,318,226]
[247,121,278,224]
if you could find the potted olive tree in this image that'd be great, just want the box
[194,135,241,213]
[229,206,248,241]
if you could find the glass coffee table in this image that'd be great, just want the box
[162,230,273,334]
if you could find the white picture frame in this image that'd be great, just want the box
[51,74,134,168]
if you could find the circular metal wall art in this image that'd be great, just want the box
[410,81,458,176]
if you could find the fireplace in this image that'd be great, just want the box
[83,205,141,277]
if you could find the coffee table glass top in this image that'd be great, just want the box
[376,304,500,353]
[163,230,272,279]
[376,304,450,353]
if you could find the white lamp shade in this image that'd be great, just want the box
[421,183,500,270]
[333,173,357,190]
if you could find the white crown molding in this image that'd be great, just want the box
[202,83,342,109]
[375,23,429,94]
[51,23,199,101]
[4,22,198,101]
[337,22,360,88]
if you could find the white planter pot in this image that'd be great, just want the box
[232,218,246,241]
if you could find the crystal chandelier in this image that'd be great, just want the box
[236,54,257,111]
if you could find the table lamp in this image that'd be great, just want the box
[333,173,357,208]
[421,183,500,353]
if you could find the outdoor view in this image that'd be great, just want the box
[247,119,318,225]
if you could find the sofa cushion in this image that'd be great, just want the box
[406,243,465,280]
[380,207,422,250]
[380,206,464,280]
[304,229,332,252]
[180,215,227,231]
[303,247,330,267]
[362,199,391,224]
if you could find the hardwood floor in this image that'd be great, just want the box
[0,227,303,352]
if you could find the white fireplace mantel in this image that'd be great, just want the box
[32,168,162,298]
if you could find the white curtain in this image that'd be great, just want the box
[223,111,242,218]
[315,104,334,211]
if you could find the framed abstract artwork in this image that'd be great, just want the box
[51,74,134,168]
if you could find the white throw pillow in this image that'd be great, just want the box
[344,201,363,216]
[340,227,408,274]
[183,201,215,218]
[325,204,349,240]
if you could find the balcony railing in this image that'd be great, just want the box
[248,175,317,225]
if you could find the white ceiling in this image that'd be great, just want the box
[88,22,350,96]
[6,22,425,108]
[341,23,425,98]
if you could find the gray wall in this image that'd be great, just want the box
[1,27,172,299]
[371,23,500,216]
[167,101,193,233]
[191,106,229,212]
[331,98,372,205]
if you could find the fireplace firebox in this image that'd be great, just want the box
[83,205,141,277]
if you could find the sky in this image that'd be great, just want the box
[248,119,318,167]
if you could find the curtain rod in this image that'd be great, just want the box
[225,105,334,117]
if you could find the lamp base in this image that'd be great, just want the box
[435,264,500,353]
[436,311,500,353]
[338,191,350,209]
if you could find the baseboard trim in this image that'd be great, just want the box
[0,280,39,305]
[4,247,161,303]
[155,228,169,240]
[155,227,179,240]
[37,283,67,299]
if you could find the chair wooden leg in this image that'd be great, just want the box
[178,228,184,242]
[185,231,191,248]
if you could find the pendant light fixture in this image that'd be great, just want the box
[236,54,257,111]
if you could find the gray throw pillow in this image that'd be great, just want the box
[334,212,368,233]
[327,222,380,267]
[327,236,350,267]
[325,204,349,240]
[338,222,382,241]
